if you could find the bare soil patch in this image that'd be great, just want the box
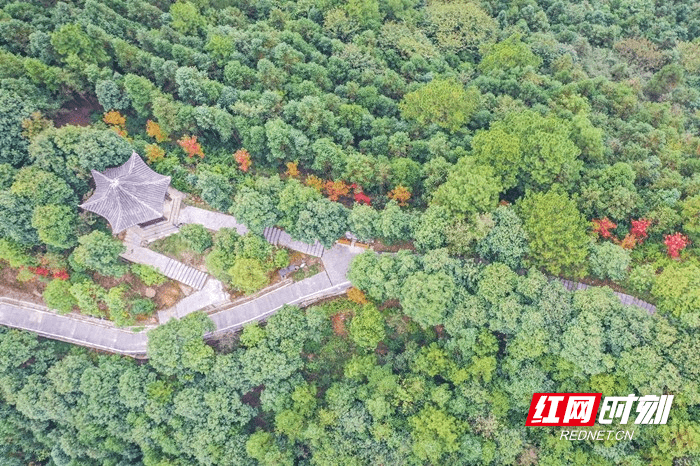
[52,95,102,128]
[0,267,46,304]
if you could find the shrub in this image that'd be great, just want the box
[229,257,269,294]
[627,264,656,294]
[130,298,156,317]
[131,263,167,286]
[0,238,36,268]
[476,206,528,269]
[70,281,106,317]
[43,279,76,314]
[273,249,289,269]
[105,286,133,327]
[179,224,213,253]
[589,242,631,282]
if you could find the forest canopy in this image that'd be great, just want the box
[0,0,699,464]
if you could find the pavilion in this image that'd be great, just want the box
[80,152,171,234]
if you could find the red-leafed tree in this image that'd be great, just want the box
[29,266,50,277]
[664,232,689,258]
[325,180,350,201]
[234,149,252,172]
[52,270,70,280]
[630,218,651,240]
[178,135,204,158]
[354,192,371,205]
[592,217,616,238]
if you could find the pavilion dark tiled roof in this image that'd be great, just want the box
[80,152,171,233]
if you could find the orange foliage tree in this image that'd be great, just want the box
[145,144,165,163]
[305,175,324,192]
[347,287,368,304]
[146,120,169,142]
[325,180,350,201]
[103,111,127,138]
[178,135,204,158]
[389,185,411,206]
[234,149,252,172]
[285,161,299,178]
[103,110,126,127]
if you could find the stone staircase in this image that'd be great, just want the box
[263,226,325,257]
[161,258,208,290]
[139,221,179,244]
[123,192,183,247]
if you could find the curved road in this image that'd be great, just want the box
[0,237,362,358]
[0,203,657,357]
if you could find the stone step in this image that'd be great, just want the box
[142,225,179,243]
[311,241,325,258]
[141,221,177,236]
[160,258,208,290]
[170,196,182,224]
[273,227,282,245]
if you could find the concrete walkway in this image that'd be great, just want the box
[0,186,662,357]
[0,298,150,356]
[158,278,229,323]
[178,206,249,235]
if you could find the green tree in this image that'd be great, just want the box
[479,34,542,73]
[476,206,528,269]
[179,223,213,253]
[471,111,582,191]
[348,204,379,242]
[431,157,502,217]
[43,279,76,314]
[70,231,127,277]
[147,312,216,377]
[31,205,78,250]
[517,189,589,276]
[425,1,497,52]
[346,0,382,29]
[651,261,700,319]
[400,271,456,329]
[0,89,32,167]
[399,79,481,132]
[589,242,631,282]
[277,179,321,231]
[349,304,385,350]
[170,1,207,35]
[294,199,348,248]
[412,205,450,252]
[377,200,413,244]
[409,406,464,463]
[50,23,108,65]
[230,187,279,235]
[229,257,269,294]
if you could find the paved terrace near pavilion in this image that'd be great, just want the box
[0,200,658,357]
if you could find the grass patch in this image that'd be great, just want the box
[151,234,191,261]
[291,264,321,282]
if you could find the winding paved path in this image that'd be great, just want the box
[0,198,658,357]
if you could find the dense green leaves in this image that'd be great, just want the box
[399,79,481,132]
[70,231,127,277]
[518,189,590,276]
[147,312,215,377]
